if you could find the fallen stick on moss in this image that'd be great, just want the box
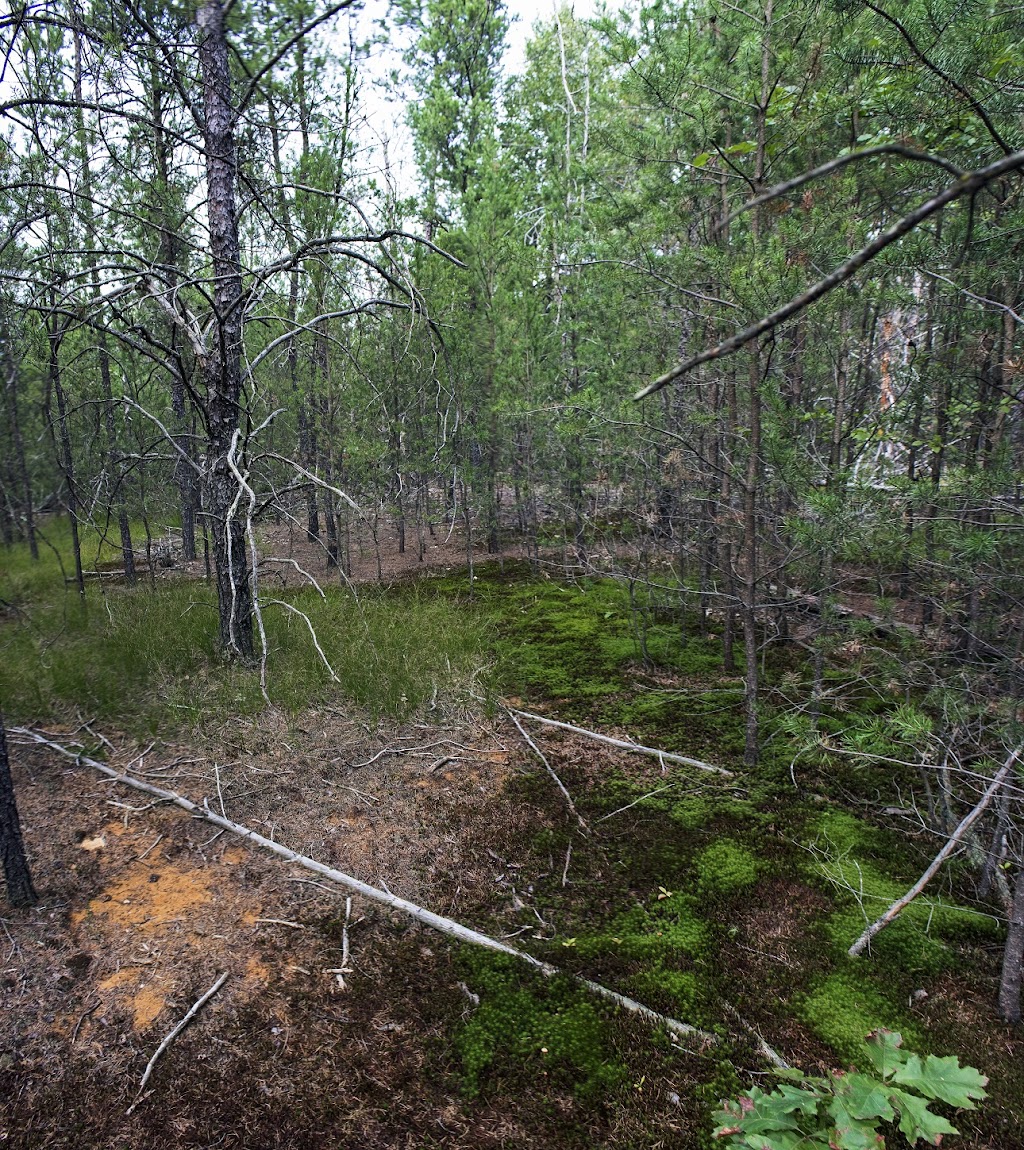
[127,970,229,1114]
[848,746,1021,959]
[14,727,718,1050]
[506,707,733,777]
[505,707,588,831]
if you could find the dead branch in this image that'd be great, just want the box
[16,727,718,1050]
[506,707,733,777]
[126,970,229,1114]
[721,1003,790,1070]
[848,747,1022,958]
[636,148,1024,400]
[506,708,588,831]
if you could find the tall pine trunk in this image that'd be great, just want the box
[199,0,254,659]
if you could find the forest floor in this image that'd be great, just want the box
[2,524,1023,1149]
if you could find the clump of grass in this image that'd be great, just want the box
[259,585,492,718]
[1,534,493,732]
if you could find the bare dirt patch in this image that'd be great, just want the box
[2,708,718,1148]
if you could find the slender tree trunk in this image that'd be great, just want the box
[74,23,135,584]
[199,0,254,659]
[150,56,198,561]
[1,323,37,559]
[48,318,84,599]
[0,711,36,908]
[98,333,136,583]
[741,348,762,768]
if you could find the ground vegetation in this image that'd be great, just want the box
[2,0,1024,1146]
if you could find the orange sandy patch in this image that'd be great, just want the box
[81,862,212,932]
[98,968,168,1029]
[245,958,271,985]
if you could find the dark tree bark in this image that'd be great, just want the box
[0,712,37,908]
[198,0,254,659]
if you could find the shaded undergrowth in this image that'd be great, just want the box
[2,534,1020,1146]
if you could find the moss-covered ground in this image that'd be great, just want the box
[2,538,1021,1148]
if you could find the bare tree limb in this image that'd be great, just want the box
[14,728,718,1049]
[848,746,1021,958]
[717,144,964,233]
[861,0,1013,156]
[506,707,733,777]
[636,149,1024,400]
[506,708,588,831]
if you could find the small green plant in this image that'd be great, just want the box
[713,1029,987,1149]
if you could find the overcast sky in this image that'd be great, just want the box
[504,1,598,75]
[354,1,600,193]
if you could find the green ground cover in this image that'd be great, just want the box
[1,537,1016,1145]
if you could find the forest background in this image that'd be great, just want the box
[2,1,1024,1147]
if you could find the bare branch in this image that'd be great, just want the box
[14,727,719,1050]
[507,707,733,777]
[717,144,964,233]
[848,746,1022,958]
[637,148,1024,400]
[861,0,1014,156]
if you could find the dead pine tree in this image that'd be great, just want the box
[0,710,36,908]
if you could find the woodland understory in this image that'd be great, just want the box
[3,0,1024,1147]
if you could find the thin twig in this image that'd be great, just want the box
[507,707,733,777]
[506,709,588,831]
[126,971,229,1114]
[133,834,164,861]
[596,783,684,822]
[71,997,100,1044]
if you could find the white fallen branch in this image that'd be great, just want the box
[127,970,229,1114]
[848,746,1022,958]
[16,727,717,1049]
[506,708,588,831]
[722,1003,790,1070]
[506,707,733,777]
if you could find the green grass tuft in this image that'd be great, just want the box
[1,533,492,732]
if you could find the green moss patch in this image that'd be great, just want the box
[807,810,1000,977]
[798,971,918,1065]
[455,952,628,1100]
[694,840,761,896]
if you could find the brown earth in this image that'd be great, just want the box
[5,522,1023,1148]
[0,707,729,1149]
